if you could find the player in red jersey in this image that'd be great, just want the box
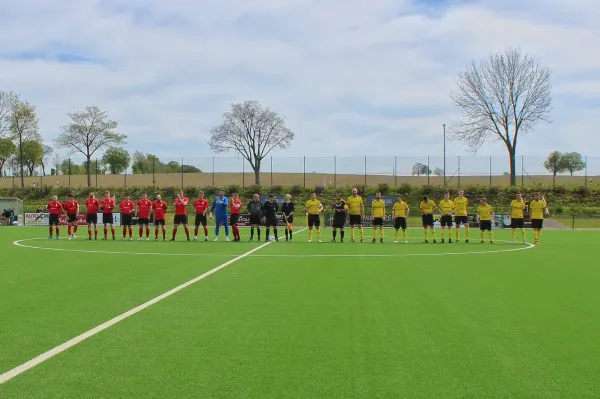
[64,193,79,240]
[171,191,190,241]
[230,193,243,242]
[136,193,153,240]
[100,190,116,240]
[85,192,100,240]
[193,191,209,241]
[47,195,63,239]
[119,194,135,240]
[152,195,168,241]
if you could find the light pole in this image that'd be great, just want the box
[443,123,446,185]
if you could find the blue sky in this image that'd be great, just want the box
[0,0,599,175]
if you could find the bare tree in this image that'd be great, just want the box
[209,101,294,185]
[0,91,19,138]
[54,106,126,187]
[449,47,552,186]
[9,101,40,187]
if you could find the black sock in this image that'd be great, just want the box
[266,228,270,238]
[274,228,278,239]
[285,229,289,239]
[341,230,345,239]
[257,228,261,240]
[333,230,337,239]
[289,229,292,240]
[250,227,254,238]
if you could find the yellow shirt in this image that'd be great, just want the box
[419,200,436,214]
[346,196,364,215]
[453,197,468,216]
[438,199,455,215]
[510,200,526,218]
[306,199,322,215]
[529,200,546,220]
[371,199,386,218]
[478,204,494,221]
[392,201,409,218]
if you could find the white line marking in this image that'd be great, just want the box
[0,240,274,385]
[13,238,534,257]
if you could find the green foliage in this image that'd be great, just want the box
[543,151,563,175]
[289,185,304,196]
[225,185,242,195]
[102,147,131,174]
[0,137,16,176]
[559,152,585,176]
[20,140,43,176]
[377,183,390,194]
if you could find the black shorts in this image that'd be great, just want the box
[440,215,453,227]
[349,215,362,226]
[86,213,97,225]
[49,214,60,226]
[480,220,492,231]
[373,217,384,226]
[249,214,262,226]
[154,219,165,226]
[394,217,407,230]
[138,218,150,226]
[67,214,77,223]
[333,215,346,229]
[102,213,114,225]
[122,214,133,226]
[265,217,278,227]
[511,218,524,229]
[531,219,543,229]
[173,215,188,225]
[422,214,434,227]
[230,214,240,225]
[283,214,294,224]
[454,216,468,226]
[307,214,320,227]
[195,214,207,227]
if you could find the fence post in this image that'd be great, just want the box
[242,159,245,188]
[152,156,155,186]
[364,156,367,187]
[68,158,71,189]
[585,156,588,187]
[95,158,98,188]
[457,156,461,188]
[334,156,337,188]
[303,156,306,188]
[394,156,397,187]
[489,156,492,187]
[181,157,184,189]
[212,157,215,187]
[124,171,127,189]
[427,156,430,186]
[572,215,575,230]
[521,156,524,187]
[270,156,273,186]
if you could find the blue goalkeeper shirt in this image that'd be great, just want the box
[211,196,229,218]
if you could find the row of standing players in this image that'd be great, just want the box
[44,189,548,245]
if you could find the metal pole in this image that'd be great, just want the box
[303,156,306,188]
[457,156,461,188]
[443,123,446,185]
[152,157,155,186]
[124,171,127,189]
[427,156,430,186]
[489,156,492,187]
[212,157,215,186]
[364,156,367,187]
[521,156,524,187]
[181,157,184,189]
[394,156,397,187]
[95,158,98,188]
[334,156,337,188]
[68,158,71,189]
[270,156,273,186]
[585,156,588,187]
[242,159,245,188]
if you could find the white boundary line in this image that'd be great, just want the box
[13,237,535,258]
[0,240,275,385]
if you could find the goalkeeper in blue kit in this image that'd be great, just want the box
[210,189,229,241]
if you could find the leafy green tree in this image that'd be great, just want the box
[411,162,431,176]
[9,101,40,186]
[20,140,44,176]
[559,152,585,176]
[60,159,86,175]
[102,147,131,174]
[0,138,16,176]
[55,106,126,186]
[543,151,564,186]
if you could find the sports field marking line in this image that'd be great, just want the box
[0,229,306,386]
[13,238,534,257]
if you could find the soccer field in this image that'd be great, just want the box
[1,227,599,398]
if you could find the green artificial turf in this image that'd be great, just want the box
[1,226,600,398]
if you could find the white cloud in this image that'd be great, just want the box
[0,0,599,176]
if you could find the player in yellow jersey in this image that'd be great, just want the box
[453,190,470,243]
[392,195,409,243]
[509,192,527,244]
[371,192,386,243]
[305,192,323,243]
[419,196,437,243]
[529,193,548,245]
[477,198,494,244]
[438,192,455,243]
[346,188,365,243]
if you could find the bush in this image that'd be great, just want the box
[289,185,304,195]
[225,185,241,195]
[269,185,284,195]
[398,183,412,195]
[377,183,390,195]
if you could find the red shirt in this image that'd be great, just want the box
[230,199,243,215]
[86,198,100,214]
[47,201,63,215]
[174,197,189,216]
[64,200,78,215]
[119,200,135,215]
[153,201,168,220]
[137,199,153,219]
[101,198,115,214]
[193,199,209,215]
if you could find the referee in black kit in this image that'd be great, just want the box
[282,194,295,241]
[263,194,279,242]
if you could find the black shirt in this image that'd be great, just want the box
[263,201,278,218]
[333,200,347,216]
[281,201,294,216]
[247,201,263,216]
